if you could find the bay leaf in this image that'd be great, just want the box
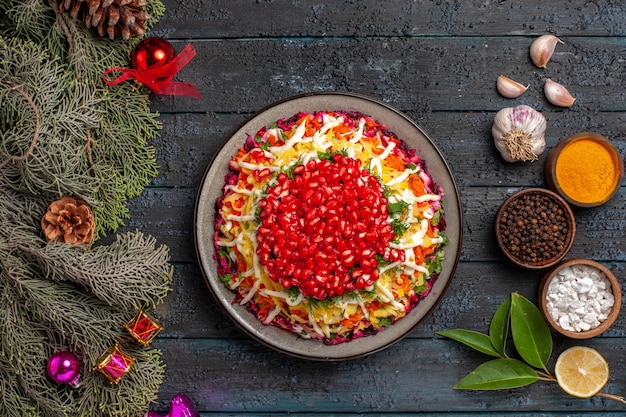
[489,295,511,357]
[510,292,552,369]
[437,329,500,357]
[454,358,539,390]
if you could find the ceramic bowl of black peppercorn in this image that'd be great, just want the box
[495,188,576,269]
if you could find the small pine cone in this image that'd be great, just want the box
[48,0,150,40]
[42,197,95,245]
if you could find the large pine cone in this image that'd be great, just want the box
[49,0,150,40]
[42,197,95,245]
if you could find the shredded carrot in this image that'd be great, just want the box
[236,178,252,190]
[268,133,282,146]
[364,117,377,128]
[400,274,412,293]
[340,312,363,327]
[387,136,402,147]
[414,246,425,264]
[368,300,382,311]
[235,251,247,273]
[333,123,352,136]
[295,114,309,126]
[409,174,426,196]
[234,148,246,161]
[384,154,405,171]
[247,149,269,164]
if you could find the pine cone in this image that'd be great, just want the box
[48,0,150,40]
[42,197,95,245]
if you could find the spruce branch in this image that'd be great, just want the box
[0,354,42,417]
[20,231,173,312]
[0,83,40,170]
[0,288,68,417]
[85,127,95,174]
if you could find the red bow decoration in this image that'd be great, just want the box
[102,44,202,99]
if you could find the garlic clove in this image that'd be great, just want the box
[497,75,529,98]
[530,34,562,68]
[544,78,576,107]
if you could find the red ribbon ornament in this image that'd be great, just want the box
[103,43,202,99]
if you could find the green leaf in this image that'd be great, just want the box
[489,296,511,357]
[454,358,539,390]
[437,329,501,357]
[510,292,553,369]
[388,200,410,216]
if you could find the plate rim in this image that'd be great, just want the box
[194,91,463,361]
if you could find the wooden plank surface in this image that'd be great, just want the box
[146,37,626,114]
[127,1,626,415]
[153,337,626,414]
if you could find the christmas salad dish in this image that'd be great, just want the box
[212,109,449,344]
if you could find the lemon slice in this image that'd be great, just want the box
[555,346,609,398]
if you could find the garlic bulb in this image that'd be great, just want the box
[530,34,562,68]
[497,75,529,98]
[544,78,576,107]
[492,105,547,163]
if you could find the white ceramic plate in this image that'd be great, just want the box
[194,92,463,360]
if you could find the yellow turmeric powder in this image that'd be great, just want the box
[555,138,619,204]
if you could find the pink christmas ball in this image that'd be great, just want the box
[46,350,81,388]
[145,394,199,417]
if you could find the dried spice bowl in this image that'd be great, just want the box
[495,188,576,269]
[545,132,624,209]
[539,258,622,339]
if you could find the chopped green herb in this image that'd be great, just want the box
[375,254,393,269]
[317,148,349,161]
[388,200,410,216]
[432,209,444,226]
[219,273,233,284]
[377,316,394,327]
[218,247,233,267]
[309,297,334,310]
[414,283,428,294]
[286,286,301,300]
[391,218,409,236]
[426,250,445,275]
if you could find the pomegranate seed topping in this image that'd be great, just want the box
[255,154,395,299]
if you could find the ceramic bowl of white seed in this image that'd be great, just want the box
[539,258,622,339]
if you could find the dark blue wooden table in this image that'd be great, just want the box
[124,1,626,415]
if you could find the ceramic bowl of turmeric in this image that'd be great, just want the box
[545,132,624,209]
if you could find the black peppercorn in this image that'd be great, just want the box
[497,190,573,266]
